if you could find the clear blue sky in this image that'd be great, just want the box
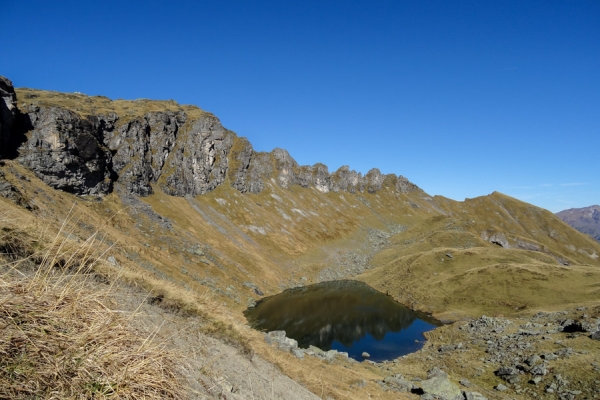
[1,1,598,212]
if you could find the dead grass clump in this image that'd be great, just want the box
[0,223,187,399]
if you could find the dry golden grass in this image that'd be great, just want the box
[0,210,187,399]
[15,87,206,125]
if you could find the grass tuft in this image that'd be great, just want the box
[0,212,187,399]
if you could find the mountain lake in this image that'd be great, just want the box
[244,280,442,362]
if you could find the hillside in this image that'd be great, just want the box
[557,205,600,242]
[1,75,600,399]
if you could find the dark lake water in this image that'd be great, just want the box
[244,280,442,362]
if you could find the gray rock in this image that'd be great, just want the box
[530,365,548,376]
[395,174,420,193]
[526,355,542,366]
[383,375,413,392]
[365,168,384,193]
[531,376,543,385]
[485,232,510,248]
[495,383,508,391]
[0,76,17,157]
[107,256,119,266]
[330,165,363,193]
[495,366,519,379]
[264,330,299,353]
[308,345,326,358]
[291,348,305,359]
[264,330,287,344]
[244,152,270,193]
[542,353,558,360]
[159,115,234,197]
[420,368,462,400]
[459,379,472,387]
[0,172,35,210]
[362,352,370,358]
[228,136,254,193]
[464,392,488,400]
[109,112,180,196]
[325,349,340,362]
[590,330,600,340]
[18,106,114,195]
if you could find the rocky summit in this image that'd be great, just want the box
[1,75,600,400]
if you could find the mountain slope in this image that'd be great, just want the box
[557,205,600,241]
[2,75,600,399]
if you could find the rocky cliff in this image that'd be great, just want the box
[0,76,421,199]
[0,76,17,157]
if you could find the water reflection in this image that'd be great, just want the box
[244,280,441,361]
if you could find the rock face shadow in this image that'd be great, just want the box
[244,280,441,361]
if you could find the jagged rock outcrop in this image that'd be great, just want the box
[159,115,234,196]
[228,137,254,193]
[365,168,384,193]
[246,152,272,194]
[330,165,363,193]
[2,75,422,198]
[311,163,330,193]
[395,174,420,194]
[272,148,297,189]
[17,105,113,195]
[0,76,17,157]
[106,111,183,196]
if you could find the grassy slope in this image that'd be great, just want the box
[361,192,600,320]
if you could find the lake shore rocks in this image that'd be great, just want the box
[263,331,351,362]
[261,305,599,398]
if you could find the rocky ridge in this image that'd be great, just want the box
[0,77,421,200]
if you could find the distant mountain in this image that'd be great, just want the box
[556,205,600,241]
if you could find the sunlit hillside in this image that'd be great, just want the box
[1,82,599,399]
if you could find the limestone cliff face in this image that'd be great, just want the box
[1,76,422,198]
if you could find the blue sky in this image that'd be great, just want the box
[1,1,598,212]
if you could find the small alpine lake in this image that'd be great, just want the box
[244,280,442,362]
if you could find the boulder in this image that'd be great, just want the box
[383,375,414,392]
[464,392,488,400]
[420,368,463,400]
